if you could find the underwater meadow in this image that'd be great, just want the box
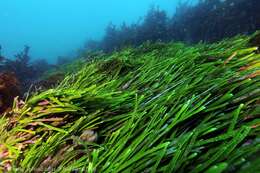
[0,0,260,172]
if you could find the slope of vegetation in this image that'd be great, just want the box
[0,33,259,172]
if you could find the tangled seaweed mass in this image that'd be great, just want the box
[0,32,259,172]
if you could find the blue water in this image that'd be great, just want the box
[0,0,183,64]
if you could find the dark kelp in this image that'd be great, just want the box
[85,0,260,53]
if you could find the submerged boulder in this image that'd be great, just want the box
[248,32,260,52]
[0,72,20,114]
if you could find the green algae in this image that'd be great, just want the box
[0,33,259,172]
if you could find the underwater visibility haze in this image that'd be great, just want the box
[0,0,180,63]
[0,0,260,172]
